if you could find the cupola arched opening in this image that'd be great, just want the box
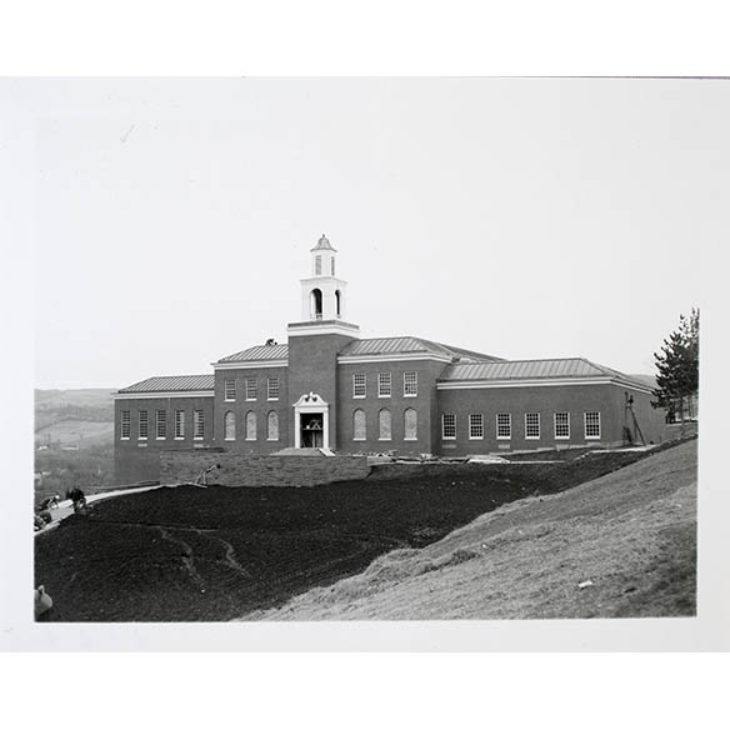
[335,289,341,318]
[310,288,323,320]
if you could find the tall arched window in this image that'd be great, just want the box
[335,289,341,317]
[404,408,418,441]
[310,288,323,319]
[267,411,279,441]
[224,411,236,441]
[378,409,392,441]
[353,409,366,441]
[245,411,257,441]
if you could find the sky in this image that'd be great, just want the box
[2,78,724,388]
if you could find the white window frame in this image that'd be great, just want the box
[585,411,601,440]
[121,410,131,440]
[353,372,366,399]
[267,376,280,401]
[224,378,236,402]
[554,412,570,440]
[175,410,185,440]
[267,411,279,441]
[193,409,204,440]
[442,413,456,440]
[404,371,418,397]
[156,410,167,440]
[224,411,236,441]
[378,409,392,441]
[525,412,540,440]
[378,372,392,398]
[469,413,484,440]
[245,378,257,401]
[496,413,512,440]
[353,409,366,441]
[245,411,257,441]
[404,408,418,441]
[138,410,148,440]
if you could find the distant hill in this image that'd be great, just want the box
[35,388,116,443]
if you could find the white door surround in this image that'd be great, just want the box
[293,392,330,449]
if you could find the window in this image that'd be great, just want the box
[353,409,366,441]
[224,411,235,441]
[224,378,236,401]
[585,411,601,439]
[175,410,185,439]
[156,410,167,439]
[245,411,257,440]
[335,290,341,317]
[267,411,279,441]
[331,258,335,276]
[442,413,456,439]
[353,373,366,398]
[121,410,130,440]
[404,371,418,397]
[525,413,540,439]
[469,414,484,439]
[378,409,392,441]
[193,409,204,440]
[497,413,511,439]
[138,410,148,440]
[554,412,570,439]
[378,372,392,398]
[245,378,257,401]
[404,408,418,440]
[267,376,280,401]
[315,255,322,275]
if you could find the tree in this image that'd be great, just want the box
[652,308,699,422]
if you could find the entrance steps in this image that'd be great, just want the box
[273,447,335,457]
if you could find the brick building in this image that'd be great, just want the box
[114,235,667,484]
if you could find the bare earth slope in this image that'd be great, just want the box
[243,440,697,620]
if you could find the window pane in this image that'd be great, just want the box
[378,372,392,397]
[585,411,601,438]
[138,410,148,439]
[442,413,456,439]
[525,413,540,438]
[379,409,392,440]
[121,410,130,439]
[224,411,235,440]
[246,378,257,400]
[554,412,570,438]
[246,411,257,440]
[497,413,511,439]
[156,410,167,439]
[404,371,417,396]
[404,408,417,440]
[268,377,280,400]
[353,409,366,440]
[175,410,185,438]
[267,411,279,441]
[194,409,204,439]
[353,373,366,398]
[469,414,483,439]
[224,379,236,401]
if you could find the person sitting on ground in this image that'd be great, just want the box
[39,494,60,510]
[65,487,87,513]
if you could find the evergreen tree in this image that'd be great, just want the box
[652,308,699,421]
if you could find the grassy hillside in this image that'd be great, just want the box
[246,439,696,620]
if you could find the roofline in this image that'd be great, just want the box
[437,376,654,394]
[214,359,289,370]
[338,353,453,365]
[114,390,214,400]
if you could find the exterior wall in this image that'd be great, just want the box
[160,452,370,487]
[604,385,668,446]
[113,395,215,484]
[335,359,448,456]
[214,365,290,455]
[287,331,358,449]
[433,382,635,456]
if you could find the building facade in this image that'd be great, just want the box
[114,235,667,484]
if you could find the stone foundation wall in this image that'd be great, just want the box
[160,452,371,487]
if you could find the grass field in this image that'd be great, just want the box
[34,439,696,622]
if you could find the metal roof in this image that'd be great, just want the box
[439,358,650,388]
[118,375,215,393]
[217,343,290,363]
[311,234,336,252]
[339,337,500,361]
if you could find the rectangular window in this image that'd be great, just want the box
[193,409,204,440]
[267,376,280,401]
[442,413,456,439]
[138,410,148,440]
[554,412,570,439]
[378,372,391,398]
[404,371,418,397]
[497,413,512,439]
[121,410,130,440]
[175,410,185,439]
[245,378,257,401]
[353,373,366,398]
[585,411,601,439]
[224,378,236,401]
[525,412,540,439]
[469,414,484,439]
[315,255,322,275]
[156,410,167,439]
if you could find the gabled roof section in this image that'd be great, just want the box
[217,343,289,364]
[438,357,651,390]
[118,375,214,393]
[338,336,501,362]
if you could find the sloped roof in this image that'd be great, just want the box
[118,375,214,393]
[438,357,650,389]
[217,343,289,363]
[338,337,501,361]
[311,234,336,252]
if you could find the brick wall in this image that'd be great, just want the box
[160,452,371,487]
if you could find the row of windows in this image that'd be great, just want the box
[121,409,206,440]
[224,411,279,441]
[352,407,418,441]
[224,377,279,402]
[441,412,601,440]
[353,371,418,399]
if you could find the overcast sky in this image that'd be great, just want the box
[3,78,723,388]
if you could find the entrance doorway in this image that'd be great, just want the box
[300,413,324,448]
